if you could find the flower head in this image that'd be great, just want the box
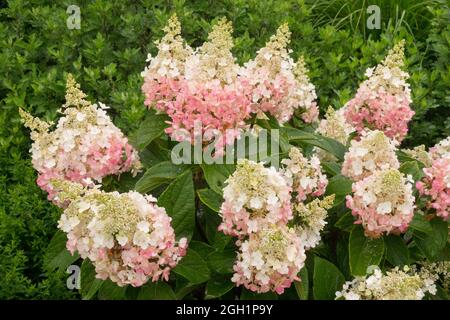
[344,40,414,142]
[20,75,141,203]
[52,180,187,287]
[336,265,436,300]
[293,195,335,249]
[342,130,399,181]
[416,157,449,220]
[239,24,317,123]
[141,14,194,109]
[281,147,328,201]
[232,224,306,294]
[218,159,292,237]
[346,168,415,238]
[429,136,450,160]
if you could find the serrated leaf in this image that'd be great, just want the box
[135,161,186,194]
[334,212,355,231]
[97,280,127,300]
[414,219,448,259]
[321,161,342,176]
[313,256,345,300]
[44,230,79,272]
[158,170,195,240]
[207,248,235,274]
[294,266,309,300]
[137,281,176,300]
[205,274,234,299]
[283,127,346,161]
[80,260,103,300]
[385,235,410,266]
[197,188,223,212]
[136,111,169,150]
[200,164,235,195]
[349,226,384,276]
[173,248,211,284]
[409,214,433,234]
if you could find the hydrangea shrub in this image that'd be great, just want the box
[18,14,449,301]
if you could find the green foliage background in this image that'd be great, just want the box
[0,0,449,299]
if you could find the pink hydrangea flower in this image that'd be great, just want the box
[53,180,187,287]
[20,75,141,203]
[346,169,415,238]
[231,224,306,294]
[416,157,450,220]
[218,159,292,237]
[344,40,414,142]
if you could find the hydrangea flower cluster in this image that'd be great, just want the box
[239,24,318,124]
[293,195,335,249]
[141,14,193,109]
[344,40,414,142]
[281,147,328,201]
[219,149,333,294]
[314,106,355,162]
[142,15,318,155]
[346,168,415,238]
[231,224,306,294]
[416,137,450,220]
[142,15,250,155]
[429,136,450,160]
[342,130,399,181]
[20,75,141,202]
[335,266,437,300]
[403,145,433,167]
[218,159,292,237]
[52,179,187,287]
[415,261,450,292]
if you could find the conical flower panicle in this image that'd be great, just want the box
[20,74,141,202]
[344,40,414,142]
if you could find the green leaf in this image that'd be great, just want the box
[188,240,216,257]
[336,237,351,279]
[294,266,309,300]
[139,141,170,168]
[325,174,352,206]
[321,161,342,176]
[283,127,346,161]
[173,248,211,284]
[313,256,345,300]
[80,260,103,300]
[44,230,79,272]
[207,248,235,274]
[136,111,169,150]
[135,161,186,194]
[399,161,424,181]
[200,163,235,195]
[137,281,176,300]
[97,280,127,300]
[197,188,223,213]
[326,175,352,196]
[409,214,433,234]
[334,212,355,231]
[201,205,232,250]
[349,226,385,276]
[385,235,410,266]
[414,219,448,259]
[205,274,234,299]
[158,170,195,240]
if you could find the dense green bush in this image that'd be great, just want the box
[0,0,448,299]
